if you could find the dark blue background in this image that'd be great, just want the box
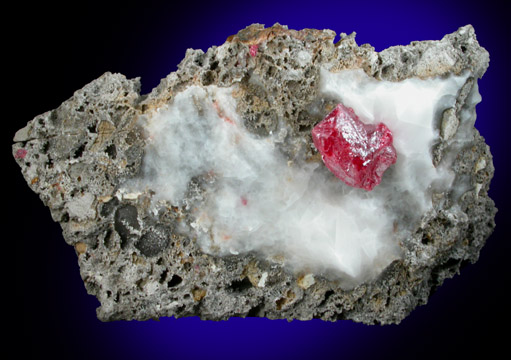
[9,1,510,359]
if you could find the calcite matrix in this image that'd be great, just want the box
[12,24,496,324]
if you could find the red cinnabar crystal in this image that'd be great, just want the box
[311,103,397,191]
[249,44,259,57]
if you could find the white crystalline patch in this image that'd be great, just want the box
[131,69,470,288]
[295,50,312,67]
[258,272,268,288]
[65,192,96,220]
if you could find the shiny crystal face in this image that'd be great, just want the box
[311,103,397,191]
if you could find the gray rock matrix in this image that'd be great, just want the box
[12,24,496,324]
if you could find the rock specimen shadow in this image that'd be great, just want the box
[12,23,496,324]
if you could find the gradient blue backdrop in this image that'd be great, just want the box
[9,1,510,359]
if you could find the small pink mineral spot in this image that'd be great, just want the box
[213,100,235,124]
[15,148,27,160]
[311,103,397,191]
[240,196,248,206]
[249,44,259,57]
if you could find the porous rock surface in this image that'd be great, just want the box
[12,24,496,324]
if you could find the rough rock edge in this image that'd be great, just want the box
[12,24,496,324]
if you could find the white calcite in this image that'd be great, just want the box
[129,69,473,288]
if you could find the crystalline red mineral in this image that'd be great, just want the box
[249,44,259,57]
[311,103,397,191]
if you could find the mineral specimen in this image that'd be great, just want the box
[12,23,496,324]
[311,103,397,190]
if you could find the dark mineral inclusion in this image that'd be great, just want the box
[12,24,496,324]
